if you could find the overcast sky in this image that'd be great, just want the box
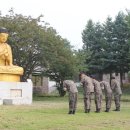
[1,0,130,50]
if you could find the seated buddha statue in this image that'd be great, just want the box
[0,27,23,82]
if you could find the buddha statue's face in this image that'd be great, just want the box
[0,33,8,43]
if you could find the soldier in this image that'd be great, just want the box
[111,77,122,111]
[79,72,94,113]
[92,78,103,113]
[100,81,112,112]
[63,80,78,114]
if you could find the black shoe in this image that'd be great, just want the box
[95,111,100,113]
[72,110,75,114]
[85,109,90,113]
[88,109,90,113]
[85,110,87,113]
[95,109,100,113]
[113,109,120,111]
[68,111,73,114]
[105,108,109,112]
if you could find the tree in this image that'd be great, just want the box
[74,49,89,72]
[102,16,117,79]
[113,11,130,86]
[41,32,78,96]
[82,19,95,51]
[82,20,105,74]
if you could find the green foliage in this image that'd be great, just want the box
[128,71,130,78]
[113,12,130,73]
[82,20,105,73]
[102,16,116,73]
[81,10,130,79]
[74,49,90,73]
[82,19,95,51]
[41,34,78,96]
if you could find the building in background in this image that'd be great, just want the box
[32,71,57,95]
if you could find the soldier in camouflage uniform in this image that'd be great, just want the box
[63,80,78,114]
[100,81,112,112]
[111,77,122,111]
[79,72,94,113]
[92,78,103,113]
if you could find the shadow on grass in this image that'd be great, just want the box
[121,99,130,102]
[33,94,67,101]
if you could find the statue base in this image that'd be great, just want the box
[0,80,33,105]
[0,65,24,82]
[0,73,21,82]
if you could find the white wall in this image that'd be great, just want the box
[48,81,57,93]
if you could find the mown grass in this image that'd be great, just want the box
[0,88,130,130]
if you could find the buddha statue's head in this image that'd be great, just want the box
[0,27,9,43]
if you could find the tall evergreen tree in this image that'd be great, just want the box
[113,11,130,85]
[82,21,105,74]
[82,19,95,51]
[88,22,105,73]
[102,16,116,78]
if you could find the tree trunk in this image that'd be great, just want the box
[57,81,66,97]
[120,72,123,88]
[110,72,112,86]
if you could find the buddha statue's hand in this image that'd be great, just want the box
[4,52,8,57]
[0,49,4,56]
[0,49,8,56]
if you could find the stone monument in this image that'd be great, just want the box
[0,27,32,105]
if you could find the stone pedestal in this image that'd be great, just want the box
[0,65,24,82]
[0,81,32,105]
[0,73,21,82]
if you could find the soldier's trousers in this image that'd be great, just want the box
[95,94,102,110]
[84,92,93,110]
[105,93,112,109]
[69,92,78,111]
[114,94,121,109]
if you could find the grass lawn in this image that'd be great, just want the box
[0,91,130,130]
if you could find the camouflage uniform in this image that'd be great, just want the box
[100,81,112,112]
[63,80,78,114]
[92,79,103,113]
[80,74,94,113]
[111,78,122,111]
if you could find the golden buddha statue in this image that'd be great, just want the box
[0,27,24,82]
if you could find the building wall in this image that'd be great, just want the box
[32,75,57,95]
[32,75,49,95]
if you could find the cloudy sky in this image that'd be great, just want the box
[1,0,130,49]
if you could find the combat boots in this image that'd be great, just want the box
[113,107,120,111]
[95,108,100,113]
[72,110,75,114]
[105,108,110,112]
[85,109,90,113]
[68,111,73,114]
[68,110,75,114]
